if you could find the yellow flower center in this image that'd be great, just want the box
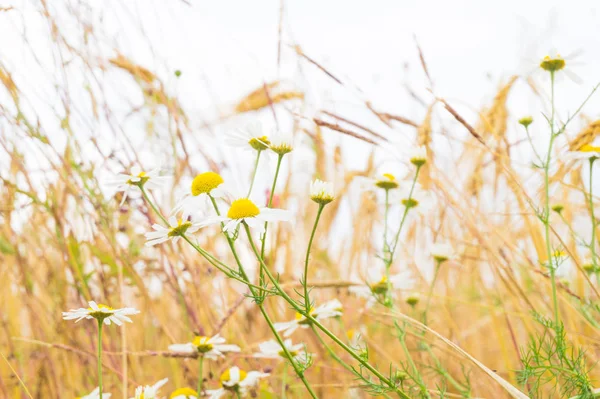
[126,171,150,186]
[402,198,419,208]
[295,308,314,325]
[410,156,427,167]
[249,136,270,151]
[370,276,389,295]
[227,198,260,219]
[220,368,247,388]
[579,144,600,153]
[375,174,399,190]
[168,219,193,237]
[279,349,298,358]
[540,55,566,72]
[87,304,114,320]
[191,336,214,353]
[170,387,198,398]
[191,172,224,196]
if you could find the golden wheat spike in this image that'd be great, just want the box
[234,81,304,113]
[109,54,156,84]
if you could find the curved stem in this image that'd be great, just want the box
[247,150,263,197]
[97,320,103,399]
[424,260,442,325]
[304,204,325,310]
[589,159,599,285]
[389,166,422,264]
[545,71,560,324]
[260,154,284,289]
[309,325,354,373]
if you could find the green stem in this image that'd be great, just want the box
[397,325,430,398]
[243,225,411,399]
[589,159,599,286]
[310,325,354,373]
[248,150,263,197]
[198,355,204,396]
[389,166,422,264]
[260,154,284,289]
[97,320,103,399]
[304,204,325,311]
[545,70,560,324]
[424,260,442,325]
[140,186,169,225]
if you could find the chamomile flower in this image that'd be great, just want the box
[274,299,343,337]
[566,144,600,161]
[144,216,201,246]
[168,334,241,360]
[349,267,415,307]
[356,173,400,193]
[226,122,271,151]
[172,172,230,219]
[132,378,168,399]
[269,130,294,155]
[310,179,335,205]
[77,387,111,399]
[394,182,433,215]
[431,242,453,264]
[253,339,307,361]
[529,49,582,83]
[206,367,269,399]
[170,387,198,399]
[409,146,427,167]
[199,197,291,234]
[105,165,170,206]
[62,301,140,326]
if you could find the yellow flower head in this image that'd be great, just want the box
[192,336,214,353]
[375,173,399,190]
[191,172,224,196]
[227,198,260,219]
[170,387,198,398]
[540,54,566,72]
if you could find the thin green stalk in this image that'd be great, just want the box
[243,225,411,399]
[140,187,168,225]
[97,320,103,399]
[389,166,422,264]
[397,326,430,399]
[544,70,560,324]
[589,159,599,285]
[310,325,354,373]
[304,204,325,311]
[247,150,263,197]
[198,355,204,396]
[260,153,284,291]
[424,260,442,325]
[261,153,284,257]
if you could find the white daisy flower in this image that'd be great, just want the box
[105,165,170,206]
[62,301,140,326]
[169,387,197,399]
[274,299,343,337]
[77,387,111,399]
[199,197,291,234]
[355,173,400,193]
[566,144,600,161]
[132,378,168,399]
[206,367,269,399]
[144,216,201,247]
[395,182,433,215]
[226,122,271,151]
[172,172,230,220]
[431,242,453,263]
[269,130,294,155]
[409,145,427,167]
[168,334,241,360]
[349,267,415,308]
[526,49,583,83]
[253,339,307,361]
[310,179,335,205]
